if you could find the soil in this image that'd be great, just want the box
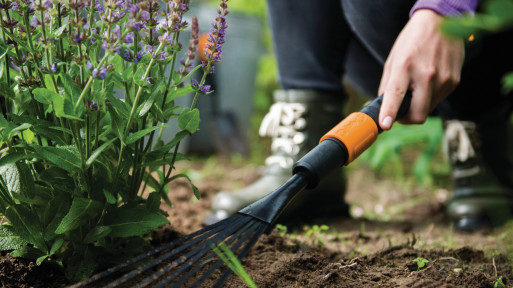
[1,157,512,288]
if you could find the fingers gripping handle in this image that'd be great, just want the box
[321,93,412,164]
[293,93,411,189]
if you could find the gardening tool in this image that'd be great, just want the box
[69,93,411,288]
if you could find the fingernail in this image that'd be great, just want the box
[382,116,393,129]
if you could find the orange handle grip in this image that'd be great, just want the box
[320,112,378,165]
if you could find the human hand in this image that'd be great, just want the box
[378,9,465,130]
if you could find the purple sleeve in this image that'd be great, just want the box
[409,0,478,17]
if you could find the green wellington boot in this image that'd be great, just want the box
[444,119,513,231]
[205,90,349,225]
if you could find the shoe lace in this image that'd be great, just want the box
[259,101,307,168]
[443,120,476,163]
[443,120,480,178]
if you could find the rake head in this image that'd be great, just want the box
[68,214,268,288]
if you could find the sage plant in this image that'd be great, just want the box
[0,0,229,281]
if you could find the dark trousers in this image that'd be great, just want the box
[266,0,513,123]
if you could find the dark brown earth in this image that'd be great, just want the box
[1,157,513,287]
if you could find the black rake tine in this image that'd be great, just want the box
[188,219,266,288]
[163,217,262,288]
[101,218,235,288]
[68,220,228,288]
[135,214,250,288]
[213,222,268,288]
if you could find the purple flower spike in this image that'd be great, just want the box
[86,61,93,70]
[125,32,134,44]
[43,0,52,9]
[51,62,58,73]
[123,50,131,61]
[199,84,211,94]
[92,65,108,79]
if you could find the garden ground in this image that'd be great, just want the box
[1,156,513,287]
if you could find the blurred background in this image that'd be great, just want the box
[170,0,454,189]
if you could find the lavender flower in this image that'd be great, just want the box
[9,57,20,72]
[202,0,228,73]
[43,0,52,9]
[51,62,58,73]
[199,84,211,94]
[159,51,166,60]
[123,49,131,61]
[92,65,108,79]
[86,61,94,70]
[95,0,104,13]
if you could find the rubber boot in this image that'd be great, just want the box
[444,119,513,231]
[204,90,349,225]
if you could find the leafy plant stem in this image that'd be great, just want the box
[115,41,165,195]
[2,35,10,87]
[157,142,180,195]
[57,2,65,59]
[74,53,109,110]
[39,0,53,77]
[22,10,45,85]
[2,10,28,83]
[160,32,180,110]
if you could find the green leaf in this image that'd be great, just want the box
[133,66,149,87]
[169,173,200,199]
[487,0,513,23]
[122,64,134,81]
[0,82,15,99]
[104,206,169,238]
[52,23,68,37]
[139,79,166,117]
[33,87,80,120]
[36,254,49,265]
[103,189,117,204]
[126,125,163,145]
[0,26,29,51]
[32,145,82,173]
[55,197,104,234]
[106,98,126,141]
[5,205,46,250]
[49,237,64,255]
[9,123,32,138]
[33,87,57,105]
[65,246,98,282]
[59,73,82,108]
[146,192,161,212]
[178,108,200,134]
[0,225,26,251]
[0,163,19,195]
[16,161,35,199]
[83,226,112,244]
[85,138,117,167]
[167,84,195,103]
[502,71,513,94]
[10,245,46,259]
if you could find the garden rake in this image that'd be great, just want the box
[69,94,411,288]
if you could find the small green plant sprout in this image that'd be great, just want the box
[211,242,258,288]
[305,224,329,248]
[412,257,430,270]
[275,224,287,237]
[494,276,506,288]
